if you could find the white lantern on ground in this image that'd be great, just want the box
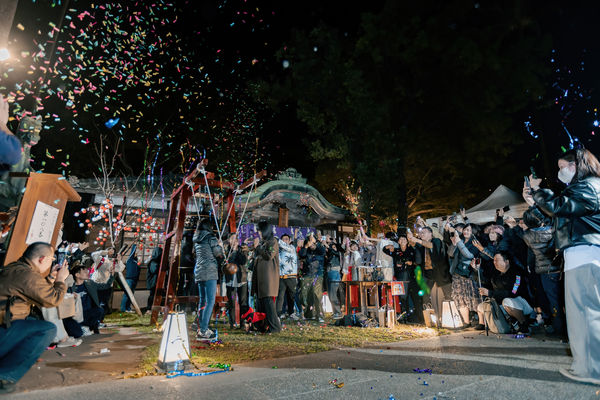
[157,311,191,372]
[441,300,464,329]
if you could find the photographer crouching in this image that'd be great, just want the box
[0,242,70,394]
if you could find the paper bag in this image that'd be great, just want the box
[57,293,76,319]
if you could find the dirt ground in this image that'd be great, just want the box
[15,326,159,394]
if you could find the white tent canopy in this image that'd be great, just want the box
[425,184,530,226]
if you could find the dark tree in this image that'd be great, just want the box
[258,0,551,232]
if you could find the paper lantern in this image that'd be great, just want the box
[441,300,464,329]
[157,311,191,372]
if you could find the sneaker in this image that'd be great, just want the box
[57,337,83,348]
[98,323,107,328]
[559,368,600,385]
[332,313,342,319]
[474,324,485,331]
[0,380,16,394]
[289,313,300,321]
[81,326,94,337]
[196,328,217,340]
[318,317,325,323]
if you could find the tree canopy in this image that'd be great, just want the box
[257,0,551,232]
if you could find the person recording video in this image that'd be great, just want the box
[0,242,69,394]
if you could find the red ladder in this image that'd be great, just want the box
[150,162,264,325]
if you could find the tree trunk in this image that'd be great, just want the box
[396,153,408,235]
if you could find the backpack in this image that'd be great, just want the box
[480,298,512,334]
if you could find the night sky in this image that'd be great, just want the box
[3,1,600,212]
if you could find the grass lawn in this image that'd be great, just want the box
[104,311,446,376]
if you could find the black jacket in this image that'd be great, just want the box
[487,266,529,305]
[298,243,326,277]
[68,275,115,309]
[533,177,600,251]
[326,246,342,271]
[521,227,560,274]
[225,249,248,285]
[146,248,162,290]
[383,245,415,280]
[414,239,452,286]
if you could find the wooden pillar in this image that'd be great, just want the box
[278,204,289,227]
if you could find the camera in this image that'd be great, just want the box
[503,205,510,212]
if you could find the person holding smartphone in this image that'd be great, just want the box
[298,232,326,322]
[0,242,70,393]
[529,148,600,385]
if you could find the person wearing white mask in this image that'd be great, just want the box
[529,148,600,385]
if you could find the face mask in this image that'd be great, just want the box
[558,167,575,184]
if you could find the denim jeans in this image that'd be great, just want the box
[0,319,56,383]
[197,280,217,332]
[120,278,138,311]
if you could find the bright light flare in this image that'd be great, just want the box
[0,48,9,61]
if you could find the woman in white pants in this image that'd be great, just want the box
[530,148,600,385]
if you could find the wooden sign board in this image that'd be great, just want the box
[3,173,81,265]
[391,281,407,296]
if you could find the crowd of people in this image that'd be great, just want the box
[192,148,600,386]
[2,147,600,391]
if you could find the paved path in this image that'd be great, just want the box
[7,332,600,399]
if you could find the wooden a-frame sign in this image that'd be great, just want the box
[3,173,81,265]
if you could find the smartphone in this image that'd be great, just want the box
[56,252,66,266]
[450,231,455,238]
[524,176,531,188]
[441,216,447,221]
[503,205,510,212]
[321,235,326,241]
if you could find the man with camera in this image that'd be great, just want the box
[0,242,69,394]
